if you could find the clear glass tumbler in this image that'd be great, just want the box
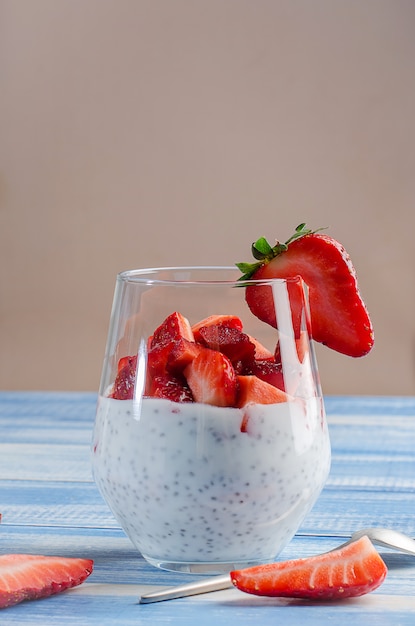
[92,267,330,574]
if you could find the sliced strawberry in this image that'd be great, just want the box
[231,535,387,600]
[146,312,196,393]
[248,336,274,361]
[111,355,137,400]
[197,325,256,367]
[294,330,309,363]
[146,343,172,377]
[274,330,309,365]
[184,348,237,407]
[166,338,203,373]
[236,375,288,408]
[116,355,133,373]
[249,360,285,391]
[191,314,243,342]
[151,311,194,348]
[237,224,374,357]
[0,554,93,609]
[146,374,194,402]
[237,375,289,431]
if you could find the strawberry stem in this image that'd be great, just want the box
[236,223,326,280]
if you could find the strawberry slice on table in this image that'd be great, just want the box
[230,535,387,600]
[237,223,374,358]
[0,554,93,609]
[184,347,237,407]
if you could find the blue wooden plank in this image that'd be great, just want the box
[0,444,92,481]
[2,585,415,626]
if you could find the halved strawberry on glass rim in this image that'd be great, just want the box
[237,224,374,358]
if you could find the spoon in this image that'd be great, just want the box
[138,528,415,603]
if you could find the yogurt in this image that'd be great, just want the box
[92,395,330,572]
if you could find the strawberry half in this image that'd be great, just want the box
[0,554,93,609]
[230,535,387,600]
[237,224,374,357]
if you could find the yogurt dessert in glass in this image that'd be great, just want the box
[92,267,331,574]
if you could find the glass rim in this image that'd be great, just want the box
[116,266,304,287]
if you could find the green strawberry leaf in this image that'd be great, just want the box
[251,237,273,260]
[236,223,326,281]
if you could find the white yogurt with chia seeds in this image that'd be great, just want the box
[92,396,330,572]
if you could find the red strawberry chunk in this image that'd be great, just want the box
[146,343,173,378]
[197,325,256,367]
[236,375,288,408]
[184,348,237,407]
[111,355,137,400]
[147,374,194,403]
[249,360,285,391]
[151,312,194,348]
[146,313,198,394]
[166,338,203,373]
[191,314,243,342]
[274,331,310,365]
[231,535,387,600]
[248,335,274,361]
[0,554,93,609]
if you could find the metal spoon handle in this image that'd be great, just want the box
[138,574,231,604]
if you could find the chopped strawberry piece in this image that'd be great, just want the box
[166,338,203,373]
[230,535,387,600]
[236,375,288,408]
[116,355,134,373]
[147,374,194,403]
[111,355,137,399]
[197,325,256,367]
[274,331,310,365]
[146,343,172,377]
[184,348,237,407]
[249,360,285,391]
[238,225,374,357]
[146,313,198,394]
[151,312,194,348]
[192,314,243,342]
[295,330,309,362]
[248,336,274,361]
[0,554,93,609]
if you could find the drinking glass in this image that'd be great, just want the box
[92,267,330,574]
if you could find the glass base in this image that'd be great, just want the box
[143,554,273,574]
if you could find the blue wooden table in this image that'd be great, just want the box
[1,392,414,624]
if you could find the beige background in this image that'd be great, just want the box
[1,0,414,395]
